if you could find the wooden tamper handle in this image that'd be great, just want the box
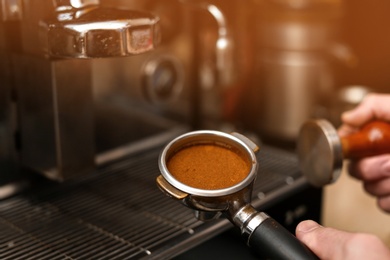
[341,121,390,158]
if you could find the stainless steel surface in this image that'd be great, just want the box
[1,0,166,181]
[194,210,221,222]
[53,0,99,9]
[1,0,22,21]
[158,130,258,197]
[258,51,332,140]
[253,1,346,141]
[0,20,12,161]
[10,51,186,181]
[41,7,160,58]
[233,205,269,244]
[182,1,234,87]
[0,144,308,259]
[297,119,343,187]
[18,0,160,58]
[13,55,95,181]
[94,50,186,105]
[141,53,184,104]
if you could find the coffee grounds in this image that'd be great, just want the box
[167,144,250,190]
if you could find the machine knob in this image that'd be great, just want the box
[40,2,160,58]
[142,54,184,103]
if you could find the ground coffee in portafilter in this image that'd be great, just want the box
[167,144,251,190]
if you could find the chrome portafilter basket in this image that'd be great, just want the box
[157,130,317,259]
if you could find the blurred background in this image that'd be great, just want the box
[323,166,390,246]
[0,0,390,258]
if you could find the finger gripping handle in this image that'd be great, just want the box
[342,121,390,158]
[248,217,318,260]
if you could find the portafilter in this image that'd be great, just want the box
[157,130,318,260]
[297,119,390,187]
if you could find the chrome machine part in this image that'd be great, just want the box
[253,0,345,142]
[297,119,343,187]
[180,1,235,87]
[1,0,23,21]
[40,2,161,58]
[232,204,269,243]
[0,0,22,162]
[95,50,185,105]
[142,55,184,103]
[141,53,184,103]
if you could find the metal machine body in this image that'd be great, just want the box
[0,0,187,182]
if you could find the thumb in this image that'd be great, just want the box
[341,104,372,127]
[296,220,390,260]
[296,220,350,259]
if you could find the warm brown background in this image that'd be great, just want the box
[322,165,390,246]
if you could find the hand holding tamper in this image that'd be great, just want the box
[297,119,390,187]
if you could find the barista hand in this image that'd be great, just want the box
[296,94,390,259]
[296,220,390,260]
[338,93,390,213]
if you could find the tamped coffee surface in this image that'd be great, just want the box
[167,144,250,190]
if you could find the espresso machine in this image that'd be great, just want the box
[0,0,322,259]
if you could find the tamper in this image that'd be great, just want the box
[297,119,390,187]
[157,130,318,259]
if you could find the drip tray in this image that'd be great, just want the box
[0,144,307,259]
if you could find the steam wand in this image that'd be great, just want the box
[180,0,234,86]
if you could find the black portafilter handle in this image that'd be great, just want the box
[235,208,318,260]
[249,217,318,260]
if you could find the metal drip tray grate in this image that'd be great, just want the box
[0,145,305,259]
